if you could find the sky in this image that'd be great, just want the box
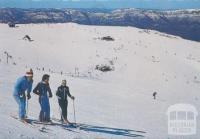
[0,0,200,9]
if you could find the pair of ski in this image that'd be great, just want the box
[10,115,50,133]
[51,117,80,128]
[10,115,79,128]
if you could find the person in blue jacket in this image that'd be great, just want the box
[33,74,52,122]
[13,69,33,122]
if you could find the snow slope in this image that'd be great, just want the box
[0,23,200,139]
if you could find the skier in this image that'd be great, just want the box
[23,35,33,42]
[153,92,157,100]
[33,74,53,122]
[56,80,75,124]
[13,69,33,122]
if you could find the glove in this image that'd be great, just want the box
[57,96,61,100]
[27,93,31,100]
[19,92,25,98]
[71,96,75,100]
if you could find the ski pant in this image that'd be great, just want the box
[13,94,26,119]
[58,100,68,121]
[39,96,50,122]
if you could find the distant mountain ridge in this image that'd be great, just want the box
[0,8,200,41]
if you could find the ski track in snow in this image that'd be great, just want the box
[0,23,200,139]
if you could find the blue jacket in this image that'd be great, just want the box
[13,76,33,96]
[33,82,52,97]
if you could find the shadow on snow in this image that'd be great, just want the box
[62,123,146,138]
[25,117,146,138]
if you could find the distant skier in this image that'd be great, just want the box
[33,74,52,122]
[23,35,33,42]
[56,80,75,124]
[13,69,33,122]
[153,92,157,100]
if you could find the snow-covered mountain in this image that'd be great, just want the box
[0,23,200,139]
[0,8,200,41]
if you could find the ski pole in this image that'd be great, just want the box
[73,100,76,124]
[26,98,28,118]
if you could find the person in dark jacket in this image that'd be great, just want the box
[56,80,75,124]
[33,74,52,122]
[153,92,157,100]
[13,69,33,122]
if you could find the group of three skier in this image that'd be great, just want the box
[13,69,75,124]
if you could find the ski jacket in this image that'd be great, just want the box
[56,85,72,101]
[33,82,52,97]
[13,76,33,96]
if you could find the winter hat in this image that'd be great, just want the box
[26,69,33,77]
